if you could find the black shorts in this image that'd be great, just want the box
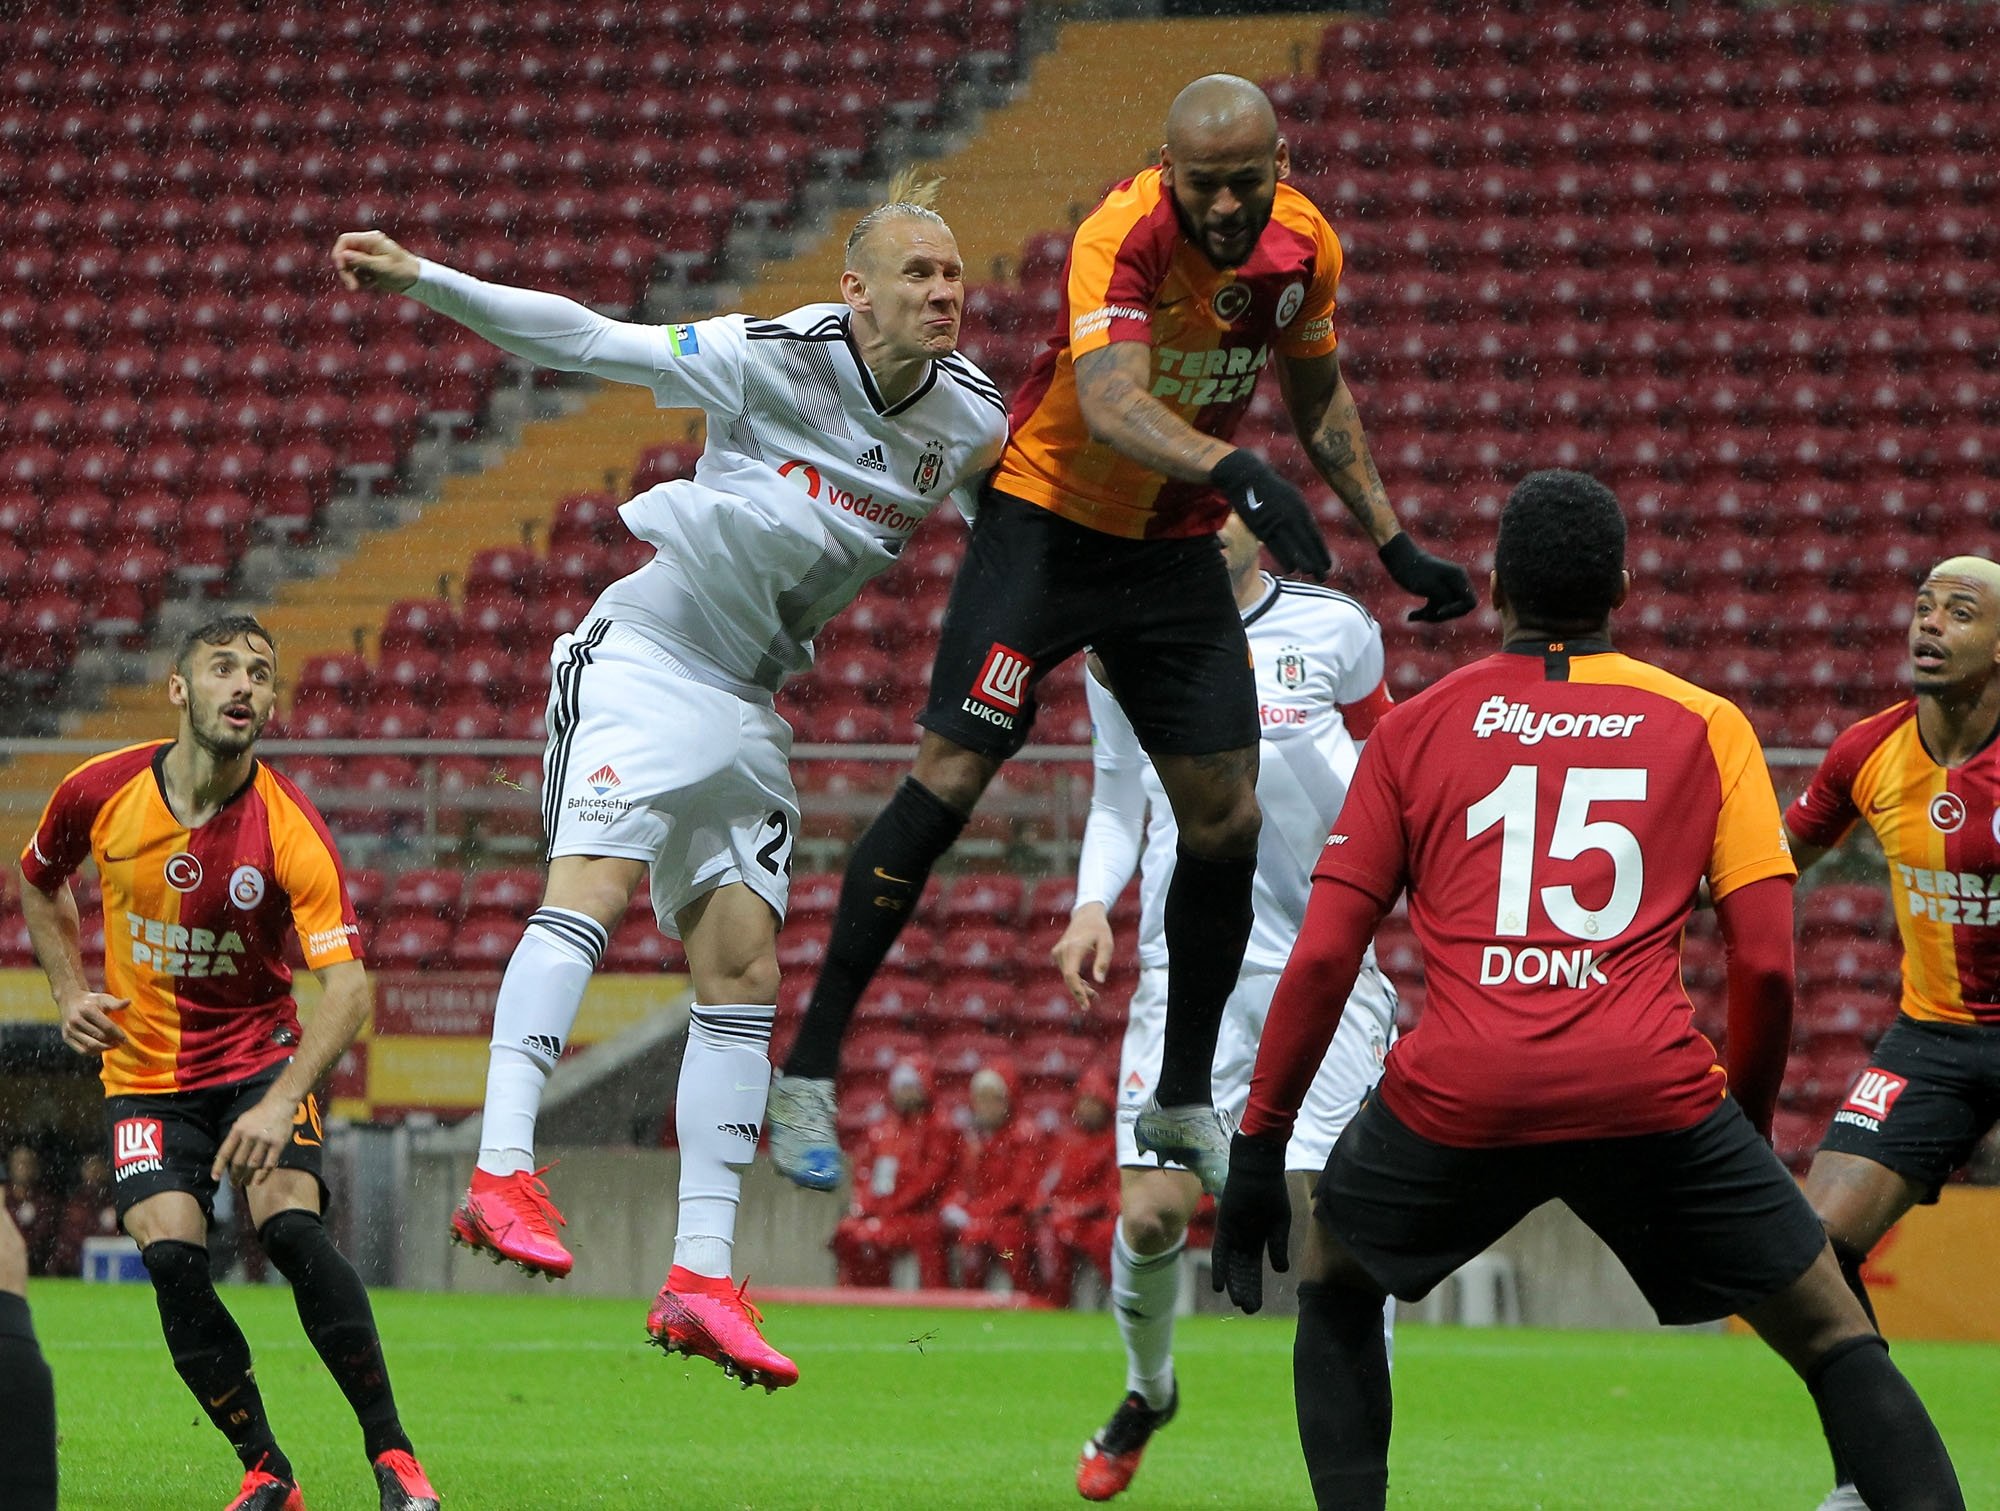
[1313,1095,1827,1326]
[105,1070,328,1222]
[918,488,1259,760]
[1816,1016,2000,1202]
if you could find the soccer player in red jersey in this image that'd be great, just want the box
[16,616,438,1511]
[1784,555,2000,1511]
[1213,473,1963,1511]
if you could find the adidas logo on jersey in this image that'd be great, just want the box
[1472,696,1645,744]
[717,1122,761,1142]
[856,445,888,473]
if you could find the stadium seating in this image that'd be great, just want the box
[0,0,1028,715]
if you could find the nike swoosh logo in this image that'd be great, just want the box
[1867,798,1898,815]
[1242,487,1263,512]
[1157,296,1191,312]
[208,1386,240,1408]
[103,852,142,864]
[733,1082,765,1093]
[873,867,911,885]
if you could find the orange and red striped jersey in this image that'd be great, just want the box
[993,168,1343,541]
[20,741,362,1095]
[1787,700,2000,1026]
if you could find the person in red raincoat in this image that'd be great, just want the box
[830,1055,962,1288]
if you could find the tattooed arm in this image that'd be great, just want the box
[1277,350,1399,547]
[1072,342,1235,481]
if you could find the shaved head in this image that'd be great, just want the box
[1927,554,2000,599]
[1158,75,1287,269]
[1165,74,1279,158]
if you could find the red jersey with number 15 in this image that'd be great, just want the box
[1313,641,1795,1147]
[20,741,361,1097]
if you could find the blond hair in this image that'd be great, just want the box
[1929,555,2000,595]
[844,167,950,269]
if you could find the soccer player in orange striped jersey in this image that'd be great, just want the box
[772,76,1471,1198]
[17,615,437,1511]
[1784,555,2000,1511]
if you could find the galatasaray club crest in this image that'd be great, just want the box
[912,441,946,495]
[1276,646,1307,689]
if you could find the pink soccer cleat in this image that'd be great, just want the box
[224,1465,305,1511]
[450,1166,572,1280]
[646,1265,799,1391]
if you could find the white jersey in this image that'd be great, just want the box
[1077,575,1387,972]
[408,267,1009,697]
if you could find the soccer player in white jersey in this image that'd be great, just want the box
[1052,515,1398,1500]
[331,170,1007,1388]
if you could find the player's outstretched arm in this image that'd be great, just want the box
[213,959,371,1184]
[331,230,668,390]
[16,868,127,1056]
[1279,351,1474,621]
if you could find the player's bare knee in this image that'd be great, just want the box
[542,855,645,931]
[692,951,780,1007]
[909,735,996,813]
[1121,1202,1191,1255]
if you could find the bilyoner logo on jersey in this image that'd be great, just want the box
[113,1117,164,1179]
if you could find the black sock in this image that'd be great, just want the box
[260,1212,413,1462]
[1808,1334,1964,1511]
[0,1293,58,1511]
[142,1240,290,1481]
[1819,1238,1881,1488]
[783,777,968,1079]
[1154,847,1256,1106]
[1294,1281,1393,1511]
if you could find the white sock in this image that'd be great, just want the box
[475,907,606,1178]
[1112,1222,1184,1410]
[672,1002,776,1279]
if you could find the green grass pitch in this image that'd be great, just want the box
[32,1280,2000,1509]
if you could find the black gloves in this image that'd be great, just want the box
[1210,451,1332,580]
[1210,1131,1290,1314]
[1379,532,1476,623]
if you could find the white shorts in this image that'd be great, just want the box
[1116,962,1397,1172]
[542,619,798,937]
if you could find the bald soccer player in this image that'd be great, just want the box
[1785,556,2000,1511]
[769,75,1472,1197]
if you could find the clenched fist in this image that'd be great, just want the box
[332,230,421,294]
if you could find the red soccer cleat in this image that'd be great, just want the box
[224,1465,305,1511]
[1076,1385,1178,1501]
[646,1266,799,1391]
[372,1448,441,1511]
[450,1166,572,1280]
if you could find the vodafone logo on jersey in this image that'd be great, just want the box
[113,1117,165,1179]
[777,458,920,534]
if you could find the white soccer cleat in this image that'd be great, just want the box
[1813,1487,1869,1511]
[1133,1098,1230,1196]
[765,1074,843,1191]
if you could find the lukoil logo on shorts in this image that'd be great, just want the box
[113,1117,165,1178]
[973,643,1030,711]
[1844,1069,1908,1122]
